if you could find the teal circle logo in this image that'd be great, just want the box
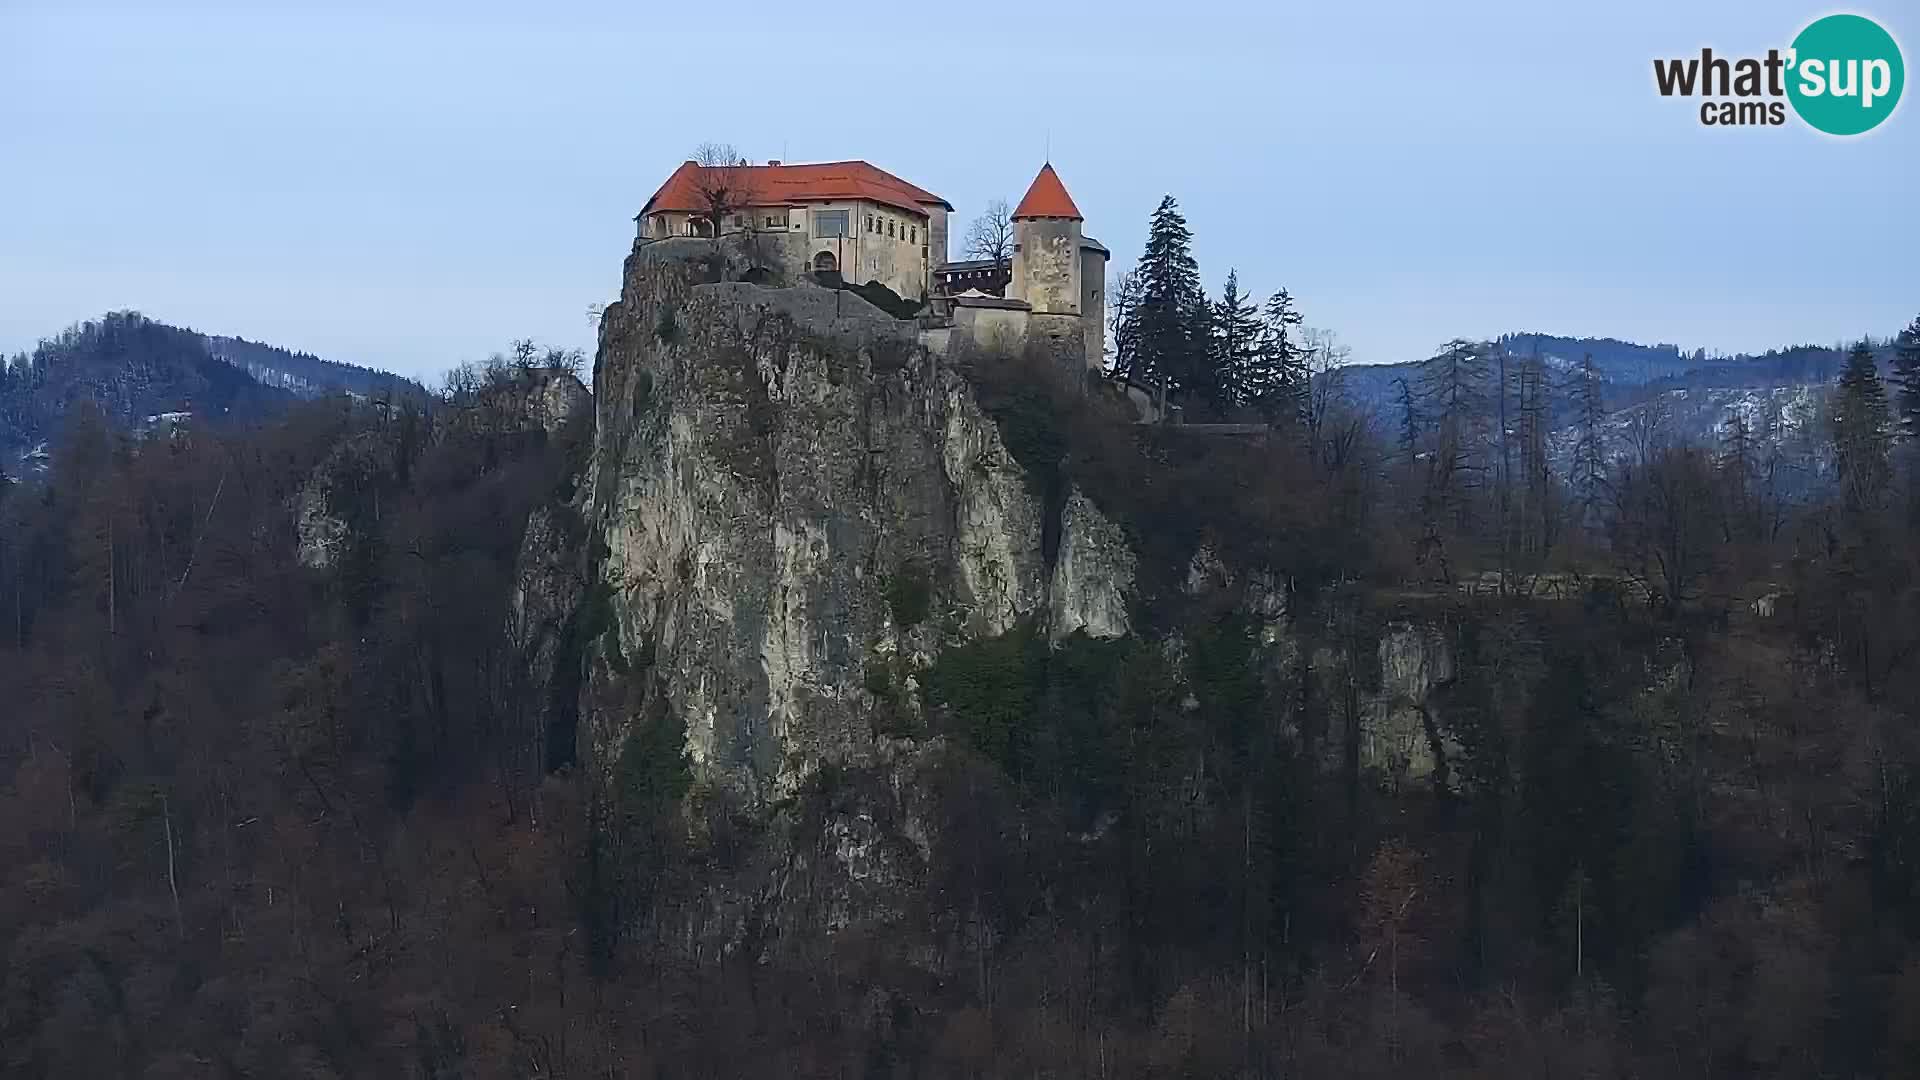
[1787,14,1904,135]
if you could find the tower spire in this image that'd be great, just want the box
[1011,162,1082,221]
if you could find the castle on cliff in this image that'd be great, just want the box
[637,160,1107,372]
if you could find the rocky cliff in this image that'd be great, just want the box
[570,238,1488,813]
[541,239,1484,971]
[581,238,1136,804]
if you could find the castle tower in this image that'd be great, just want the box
[1010,163,1084,317]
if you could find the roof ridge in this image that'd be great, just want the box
[641,159,951,216]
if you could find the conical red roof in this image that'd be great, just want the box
[1011,163,1082,220]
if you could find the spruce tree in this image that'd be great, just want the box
[1893,314,1920,439]
[1126,196,1207,404]
[1394,375,1421,478]
[1246,289,1308,425]
[1832,340,1892,513]
[1208,269,1262,412]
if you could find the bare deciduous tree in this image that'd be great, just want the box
[1623,392,1675,468]
[1106,268,1143,379]
[1566,353,1608,535]
[962,198,1014,265]
[1300,326,1353,469]
[690,141,753,240]
[1607,444,1721,613]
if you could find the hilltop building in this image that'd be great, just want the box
[637,160,950,301]
[636,158,1107,371]
[934,163,1109,373]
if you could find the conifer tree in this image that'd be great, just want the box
[1832,340,1892,513]
[1187,290,1217,410]
[1207,270,1262,411]
[1123,196,1208,403]
[1393,376,1420,472]
[1248,289,1308,425]
[1893,314,1920,439]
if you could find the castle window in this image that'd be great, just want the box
[910,226,916,242]
[887,220,895,238]
[865,214,874,232]
[813,209,850,237]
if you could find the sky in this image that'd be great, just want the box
[1,0,1913,382]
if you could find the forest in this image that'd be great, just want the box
[4,252,1920,1078]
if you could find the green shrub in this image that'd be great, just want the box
[920,622,1046,770]
[921,623,1169,812]
[614,698,690,814]
[863,662,898,703]
[883,562,933,627]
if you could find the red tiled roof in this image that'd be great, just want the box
[1011,163,1082,221]
[641,159,952,218]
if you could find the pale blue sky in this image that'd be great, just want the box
[2,0,1912,380]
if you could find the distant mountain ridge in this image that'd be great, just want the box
[1,311,425,477]
[1336,331,1887,453]
[204,333,422,400]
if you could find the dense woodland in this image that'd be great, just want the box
[1,314,426,475]
[5,256,1920,1077]
[0,314,289,460]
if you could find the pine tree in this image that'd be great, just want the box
[1124,196,1208,404]
[1832,340,1892,513]
[1187,290,1217,410]
[1893,314,1920,439]
[1247,289,1308,425]
[1208,270,1262,412]
[1393,376,1420,471]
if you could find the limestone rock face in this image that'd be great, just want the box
[526,370,592,434]
[294,430,390,570]
[584,243,1135,803]
[295,480,349,570]
[506,505,587,771]
[1048,490,1134,641]
[1363,622,1461,787]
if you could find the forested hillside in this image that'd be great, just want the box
[1336,333,1885,455]
[3,197,1920,1078]
[2,314,425,480]
[204,333,425,401]
[0,313,289,474]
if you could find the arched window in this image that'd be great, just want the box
[812,251,839,273]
